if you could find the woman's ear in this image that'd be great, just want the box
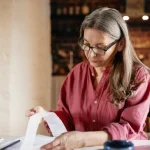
[117,38,125,52]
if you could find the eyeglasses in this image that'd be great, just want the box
[78,37,122,56]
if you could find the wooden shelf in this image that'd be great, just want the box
[50,0,150,76]
[51,14,85,20]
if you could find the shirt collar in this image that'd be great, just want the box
[88,62,111,77]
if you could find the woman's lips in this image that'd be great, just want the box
[90,60,98,63]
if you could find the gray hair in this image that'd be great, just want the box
[79,7,149,108]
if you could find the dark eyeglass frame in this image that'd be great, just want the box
[78,36,123,56]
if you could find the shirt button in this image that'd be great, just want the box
[94,100,98,104]
[92,120,96,123]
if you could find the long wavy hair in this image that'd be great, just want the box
[79,7,150,108]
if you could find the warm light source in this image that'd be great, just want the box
[142,15,149,20]
[123,16,129,21]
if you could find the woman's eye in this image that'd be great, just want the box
[83,43,90,46]
[82,44,89,50]
[96,46,105,49]
[95,46,101,49]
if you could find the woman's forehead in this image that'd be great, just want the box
[83,28,112,44]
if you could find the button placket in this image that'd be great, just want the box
[92,98,98,126]
[92,119,96,123]
[94,100,98,104]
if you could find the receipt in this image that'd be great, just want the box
[43,112,67,137]
[20,112,67,150]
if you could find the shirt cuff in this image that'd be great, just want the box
[102,123,127,140]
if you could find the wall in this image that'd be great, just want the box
[0,0,12,135]
[0,0,51,136]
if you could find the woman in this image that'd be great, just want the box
[26,7,150,150]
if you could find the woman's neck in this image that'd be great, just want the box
[94,67,105,77]
[94,64,112,76]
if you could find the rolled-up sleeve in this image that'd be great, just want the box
[102,67,150,140]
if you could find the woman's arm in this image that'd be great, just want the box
[41,130,111,150]
[102,67,150,140]
[83,130,111,147]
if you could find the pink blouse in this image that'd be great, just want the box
[49,61,150,140]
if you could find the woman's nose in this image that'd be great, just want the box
[89,48,97,57]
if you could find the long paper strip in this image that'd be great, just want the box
[20,112,67,150]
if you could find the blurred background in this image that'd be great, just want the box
[51,0,150,76]
[0,0,149,137]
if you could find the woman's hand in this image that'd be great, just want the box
[26,106,51,133]
[25,106,47,117]
[40,131,85,150]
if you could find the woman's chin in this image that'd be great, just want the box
[90,62,102,67]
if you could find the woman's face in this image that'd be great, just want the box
[83,28,118,68]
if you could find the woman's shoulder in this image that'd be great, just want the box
[134,63,150,81]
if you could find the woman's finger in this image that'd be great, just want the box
[25,106,45,117]
[41,145,64,150]
[34,106,44,112]
[40,139,60,150]
[25,109,35,117]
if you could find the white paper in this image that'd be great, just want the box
[0,137,4,143]
[132,140,150,146]
[32,135,55,149]
[75,146,104,150]
[43,112,67,137]
[0,135,55,150]
[20,112,67,150]
[20,113,42,150]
